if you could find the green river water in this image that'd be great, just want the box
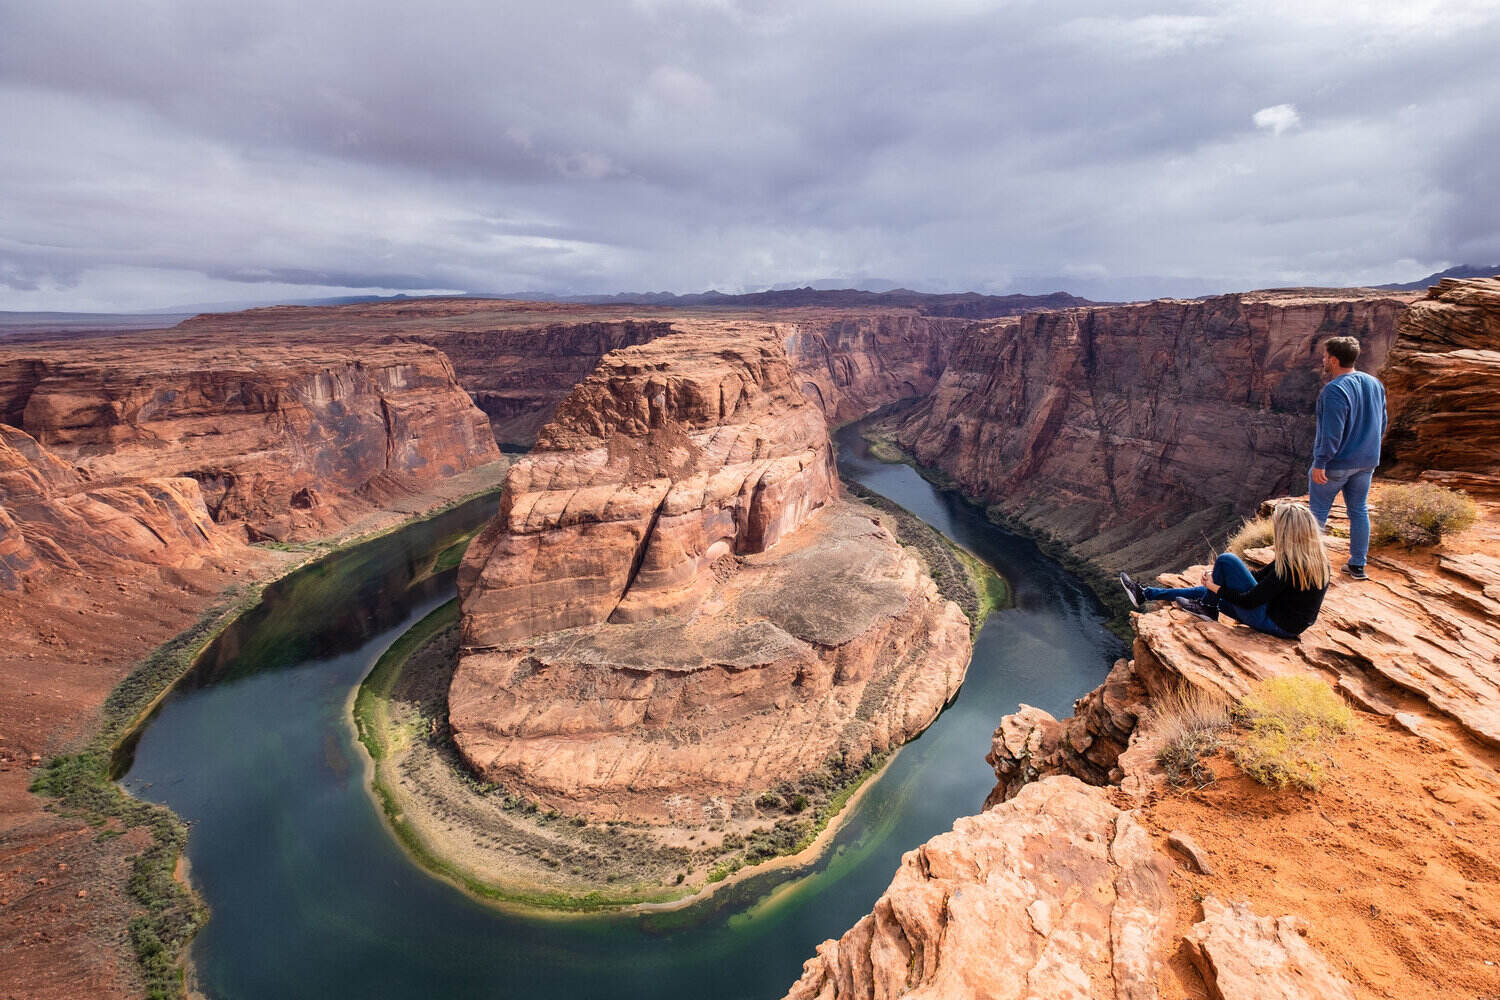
[120,423,1124,999]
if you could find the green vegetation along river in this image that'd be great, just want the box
[120,422,1125,999]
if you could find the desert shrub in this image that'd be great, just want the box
[1150,686,1232,787]
[1234,676,1354,790]
[1371,483,1478,547]
[1226,516,1275,557]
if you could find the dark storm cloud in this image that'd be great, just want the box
[1,0,1498,310]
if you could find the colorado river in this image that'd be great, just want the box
[120,422,1124,999]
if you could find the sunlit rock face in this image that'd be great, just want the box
[0,337,499,543]
[782,776,1176,1000]
[451,323,970,825]
[412,319,673,446]
[0,423,232,591]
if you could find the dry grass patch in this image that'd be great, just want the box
[1372,483,1478,547]
[1151,686,1232,787]
[1233,676,1354,791]
[1226,515,1274,556]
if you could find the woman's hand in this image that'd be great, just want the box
[1200,570,1220,593]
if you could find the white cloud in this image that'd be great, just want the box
[1060,15,1220,55]
[1252,103,1302,134]
[645,65,715,111]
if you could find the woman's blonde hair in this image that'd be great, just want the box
[1271,502,1331,590]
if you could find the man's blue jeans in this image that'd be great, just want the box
[1308,467,1374,568]
[1142,552,1296,640]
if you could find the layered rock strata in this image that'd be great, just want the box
[782,314,972,424]
[165,300,677,446]
[0,338,499,542]
[411,320,671,445]
[894,290,1413,575]
[0,424,232,591]
[451,325,971,826]
[784,777,1174,1000]
[1382,275,1500,492]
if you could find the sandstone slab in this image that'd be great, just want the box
[1184,897,1356,1000]
[783,777,1174,1000]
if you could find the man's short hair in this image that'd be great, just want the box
[1325,336,1361,367]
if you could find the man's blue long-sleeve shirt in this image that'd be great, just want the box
[1312,371,1387,470]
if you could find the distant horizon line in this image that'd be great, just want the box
[2,263,1497,320]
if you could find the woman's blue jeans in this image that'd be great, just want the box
[1142,552,1296,640]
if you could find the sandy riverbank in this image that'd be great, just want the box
[349,484,1004,914]
[351,604,905,914]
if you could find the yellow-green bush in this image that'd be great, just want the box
[1234,676,1354,790]
[1371,483,1478,547]
[1226,516,1274,556]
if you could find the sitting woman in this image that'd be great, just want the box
[1118,502,1330,640]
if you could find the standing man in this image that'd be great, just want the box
[1309,335,1386,581]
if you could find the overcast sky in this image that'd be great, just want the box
[2,0,1498,311]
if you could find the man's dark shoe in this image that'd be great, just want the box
[1119,571,1147,610]
[1174,597,1219,622]
[1341,563,1369,581]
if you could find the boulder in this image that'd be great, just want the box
[1184,897,1356,1000]
[783,777,1174,1000]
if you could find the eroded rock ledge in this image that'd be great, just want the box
[786,496,1500,1000]
[786,776,1174,1000]
[0,335,500,556]
[784,278,1500,1000]
[451,325,971,834]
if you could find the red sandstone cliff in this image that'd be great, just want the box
[782,314,973,424]
[411,320,672,445]
[1382,276,1500,492]
[894,290,1413,575]
[786,280,1500,1000]
[0,338,499,544]
[0,424,232,592]
[169,299,676,448]
[450,322,971,828]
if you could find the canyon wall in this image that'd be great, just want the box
[894,290,1413,576]
[1382,275,1500,491]
[411,320,671,445]
[782,314,973,424]
[0,424,231,591]
[451,321,970,828]
[787,279,1500,1000]
[0,338,499,543]
[167,300,676,448]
